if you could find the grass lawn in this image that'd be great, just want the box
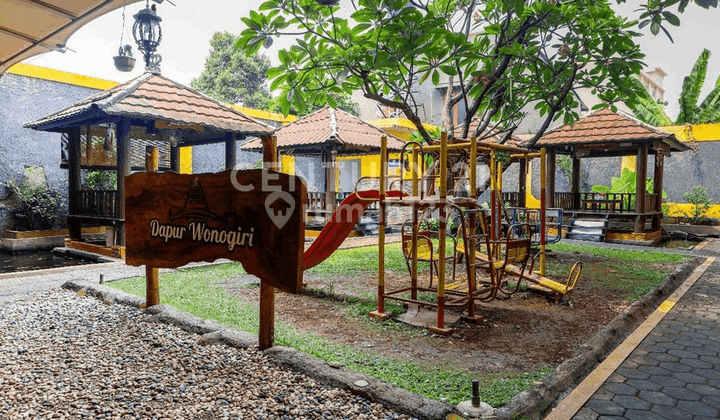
[108,241,686,407]
[546,243,691,301]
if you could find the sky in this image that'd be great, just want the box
[21,0,720,121]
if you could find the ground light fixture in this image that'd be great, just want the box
[133,2,163,73]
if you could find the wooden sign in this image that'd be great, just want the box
[125,169,306,293]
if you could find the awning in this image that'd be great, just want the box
[0,0,141,75]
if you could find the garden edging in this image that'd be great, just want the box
[60,280,457,420]
[61,256,702,420]
[493,256,704,420]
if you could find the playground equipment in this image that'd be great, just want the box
[362,133,582,333]
[400,219,457,289]
[303,189,405,270]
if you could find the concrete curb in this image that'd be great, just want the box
[493,256,704,420]
[60,280,456,420]
[266,346,455,420]
[53,247,119,263]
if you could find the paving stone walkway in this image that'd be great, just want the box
[570,257,720,420]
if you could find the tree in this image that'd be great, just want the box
[634,0,718,42]
[237,0,653,146]
[266,91,360,116]
[629,49,720,126]
[192,31,273,109]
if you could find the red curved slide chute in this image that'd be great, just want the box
[303,190,406,270]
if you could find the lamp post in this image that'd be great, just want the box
[133,3,163,73]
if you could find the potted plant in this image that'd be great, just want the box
[5,177,62,232]
[113,44,135,72]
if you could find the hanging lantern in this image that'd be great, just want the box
[133,3,163,72]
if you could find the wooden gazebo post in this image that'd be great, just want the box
[170,144,181,172]
[116,119,132,246]
[571,153,582,210]
[67,126,82,241]
[518,158,527,208]
[634,143,649,233]
[546,149,556,208]
[225,132,237,170]
[259,135,278,350]
[323,149,338,219]
[652,145,666,230]
[145,146,160,307]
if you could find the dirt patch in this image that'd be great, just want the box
[218,250,661,376]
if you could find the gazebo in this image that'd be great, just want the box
[531,108,691,238]
[24,72,274,248]
[242,106,406,220]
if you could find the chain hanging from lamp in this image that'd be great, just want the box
[113,7,136,72]
[133,1,163,73]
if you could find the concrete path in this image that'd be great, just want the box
[546,241,720,420]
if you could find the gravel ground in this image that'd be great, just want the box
[0,262,139,303]
[0,289,413,420]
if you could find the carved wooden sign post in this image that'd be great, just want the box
[125,167,306,348]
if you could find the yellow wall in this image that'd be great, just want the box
[8,63,118,90]
[621,155,636,172]
[663,123,720,142]
[281,155,295,175]
[334,153,407,191]
[179,147,192,174]
[525,160,541,208]
[231,105,297,125]
[368,118,438,141]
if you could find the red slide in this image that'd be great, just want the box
[303,190,406,270]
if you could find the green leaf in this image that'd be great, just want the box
[327,94,337,108]
[659,25,674,43]
[650,21,660,35]
[676,49,710,124]
[269,73,287,91]
[278,49,291,65]
[626,78,672,126]
[696,76,720,123]
[259,0,278,11]
[431,69,440,85]
[265,67,284,79]
[662,11,681,26]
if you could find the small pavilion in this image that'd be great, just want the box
[24,72,274,247]
[530,108,691,237]
[243,106,406,219]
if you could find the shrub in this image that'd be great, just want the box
[84,170,116,190]
[684,186,712,223]
[6,178,62,231]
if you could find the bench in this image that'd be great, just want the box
[581,199,622,212]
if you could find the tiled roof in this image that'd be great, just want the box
[242,107,406,153]
[535,108,674,146]
[25,72,273,136]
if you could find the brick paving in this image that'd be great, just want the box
[570,254,720,420]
